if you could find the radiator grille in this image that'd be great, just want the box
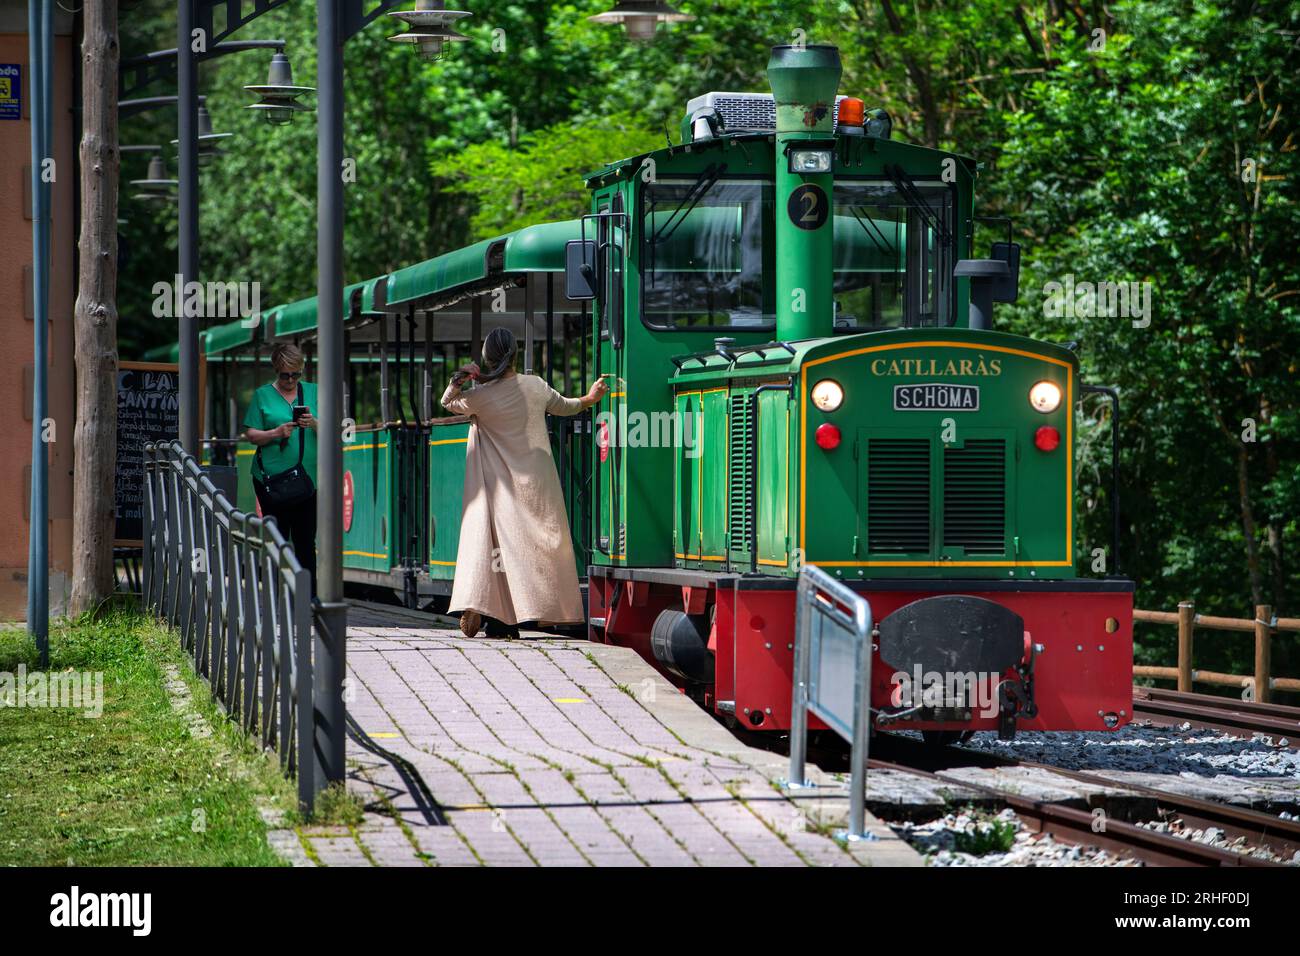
[942,439,1007,554]
[866,438,931,553]
[728,394,753,552]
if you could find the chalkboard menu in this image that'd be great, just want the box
[115,361,193,545]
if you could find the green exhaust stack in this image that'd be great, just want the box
[769,43,841,342]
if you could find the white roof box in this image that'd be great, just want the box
[684,91,848,141]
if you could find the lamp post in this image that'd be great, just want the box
[315,0,347,789]
[177,0,200,455]
[26,0,52,664]
[119,38,301,454]
[302,0,473,789]
[115,13,298,456]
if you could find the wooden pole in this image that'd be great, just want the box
[1254,604,1272,704]
[1177,601,1194,692]
[70,0,120,615]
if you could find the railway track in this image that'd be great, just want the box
[872,733,1298,865]
[1016,759,1300,861]
[1132,686,1300,746]
[870,753,1286,866]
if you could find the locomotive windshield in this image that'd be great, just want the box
[832,181,954,330]
[641,178,775,330]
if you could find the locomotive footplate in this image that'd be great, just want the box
[876,594,1037,739]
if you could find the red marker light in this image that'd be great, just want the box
[1034,426,1060,451]
[815,423,842,450]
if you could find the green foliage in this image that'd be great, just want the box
[983,3,1300,686]
[432,113,663,238]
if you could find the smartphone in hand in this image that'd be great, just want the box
[292,404,309,424]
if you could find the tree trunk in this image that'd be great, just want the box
[1235,443,1264,608]
[70,1,119,615]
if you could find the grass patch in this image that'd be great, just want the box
[0,607,296,866]
[953,812,1018,856]
[310,782,365,828]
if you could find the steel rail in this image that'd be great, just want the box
[1013,760,1300,862]
[1132,686,1300,746]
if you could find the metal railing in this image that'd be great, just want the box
[787,564,875,841]
[143,439,320,811]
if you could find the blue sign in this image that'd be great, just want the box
[0,64,20,121]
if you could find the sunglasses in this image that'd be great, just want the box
[277,371,303,381]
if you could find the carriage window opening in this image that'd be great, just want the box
[596,202,611,338]
[832,182,954,331]
[641,179,774,331]
[608,195,624,344]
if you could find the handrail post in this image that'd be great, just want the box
[1177,601,1194,692]
[787,577,812,789]
[1254,604,1272,703]
[846,594,873,841]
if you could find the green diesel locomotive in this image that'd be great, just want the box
[199,43,1132,741]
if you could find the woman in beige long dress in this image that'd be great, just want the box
[441,327,608,638]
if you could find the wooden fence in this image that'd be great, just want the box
[1132,603,1300,702]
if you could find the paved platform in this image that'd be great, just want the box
[293,602,920,867]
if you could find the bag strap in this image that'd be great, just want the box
[254,383,306,478]
[294,383,306,468]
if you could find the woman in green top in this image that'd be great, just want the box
[242,343,319,592]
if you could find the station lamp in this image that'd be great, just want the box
[588,1,695,42]
[170,105,232,166]
[386,0,472,61]
[244,52,315,125]
[129,154,178,203]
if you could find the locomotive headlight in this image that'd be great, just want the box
[1028,380,1062,414]
[789,149,833,174]
[811,379,844,412]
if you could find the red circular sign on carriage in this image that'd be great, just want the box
[598,421,610,463]
[342,470,355,532]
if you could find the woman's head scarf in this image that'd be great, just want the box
[477,326,518,383]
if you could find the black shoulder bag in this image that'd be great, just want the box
[255,384,315,509]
